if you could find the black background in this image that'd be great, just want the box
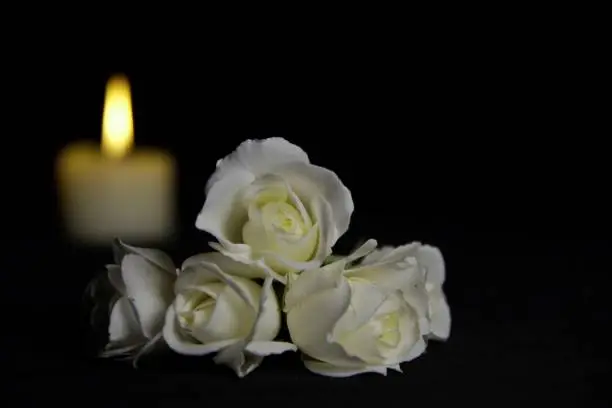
[4,40,608,405]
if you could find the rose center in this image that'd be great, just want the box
[376,311,401,347]
[262,201,306,237]
[178,292,215,329]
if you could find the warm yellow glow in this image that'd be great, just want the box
[102,74,134,159]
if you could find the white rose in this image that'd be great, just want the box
[284,240,428,377]
[195,138,354,281]
[357,242,451,340]
[162,252,297,377]
[101,240,177,362]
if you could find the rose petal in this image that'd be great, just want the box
[162,306,240,355]
[100,343,145,358]
[205,138,310,193]
[245,341,297,356]
[250,277,281,341]
[108,296,143,343]
[418,245,445,285]
[276,161,353,245]
[114,239,176,274]
[193,278,259,343]
[265,216,318,262]
[344,239,378,264]
[207,242,287,284]
[286,265,363,367]
[333,290,409,366]
[359,243,421,272]
[181,252,268,280]
[395,299,422,361]
[346,242,431,333]
[213,340,262,378]
[284,261,347,312]
[403,284,431,335]
[259,196,333,274]
[345,257,421,296]
[381,242,421,263]
[195,169,255,250]
[283,177,312,226]
[207,196,334,281]
[428,290,451,340]
[303,360,388,378]
[401,336,427,363]
[360,247,395,265]
[241,174,290,210]
[121,254,175,338]
[330,279,387,341]
[309,196,335,260]
[178,261,259,310]
[132,332,164,368]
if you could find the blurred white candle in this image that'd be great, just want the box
[56,74,176,244]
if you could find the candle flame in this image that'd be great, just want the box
[102,74,133,159]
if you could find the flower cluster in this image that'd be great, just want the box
[90,138,450,377]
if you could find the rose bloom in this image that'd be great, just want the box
[195,138,353,281]
[163,252,296,377]
[359,243,450,340]
[284,239,450,377]
[99,240,177,362]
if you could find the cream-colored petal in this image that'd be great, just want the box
[195,169,254,248]
[241,174,289,209]
[330,279,387,340]
[231,195,335,278]
[344,239,378,264]
[245,341,297,356]
[394,299,421,361]
[250,277,281,341]
[360,247,395,265]
[181,252,268,280]
[195,282,226,299]
[193,282,256,343]
[199,274,294,378]
[276,162,353,245]
[260,223,319,272]
[265,211,318,261]
[175,266,217,293]
[418,245,445,285]
[114,239,176,274]
[283,178,312,227]
[286,268,362,367]
[205,138,310,193]
[303,360,388,378]
[380,242,421,263]
[284,261,347,312]
[108,296,143,343]
[162,306,239,356]
[121,254,175,339]
[401,336,427,363]
[428,290,451,340]
[333,290,406,366]
[345,259,421,295]
[242,188,320,275]
[178,261,259,310]
[403,284,430,335]
[207,242,287,284]
[309,196,335,260]
[242,217,273,255]
[213,340,261,378]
